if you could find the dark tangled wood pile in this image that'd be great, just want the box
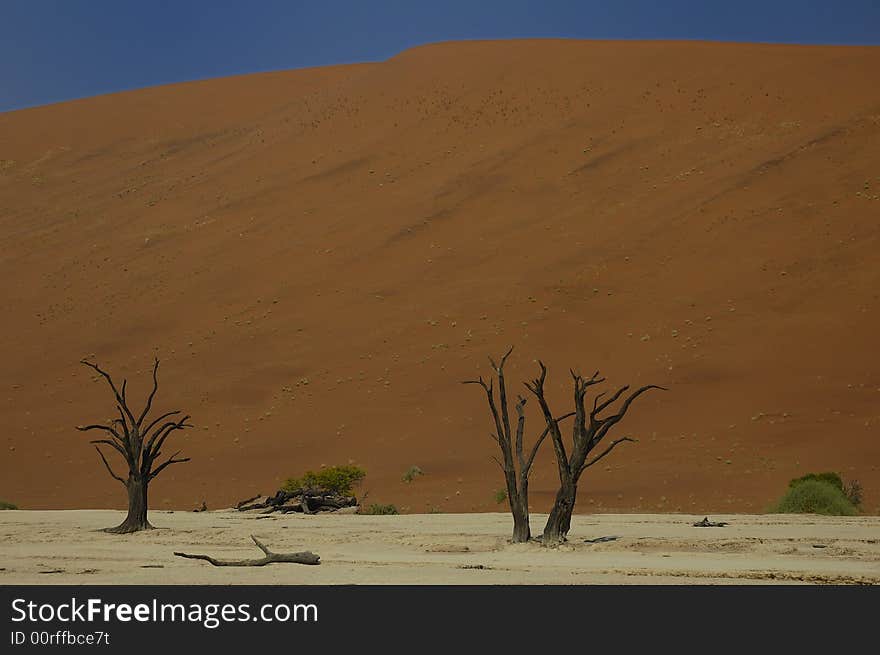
[235,488,358,515]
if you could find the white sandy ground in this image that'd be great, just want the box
[0,510,877,585]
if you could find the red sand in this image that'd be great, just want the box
[1,40,878,514]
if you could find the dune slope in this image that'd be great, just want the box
[1,40,879,513]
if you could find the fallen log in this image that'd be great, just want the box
[235,494,261,509]
[236,489,357,514]
[275,498,303,513]
[237,496,272,511]
[693,516,728,527]
[173,535,321,567]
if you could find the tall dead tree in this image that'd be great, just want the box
[525,362,665,544]
[464,348,574,542]
[77,358,192,533]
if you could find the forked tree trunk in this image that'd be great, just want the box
[464,348,571,544]
[525,361,665,546]
[107,475,152,534]
[542,480,576,544]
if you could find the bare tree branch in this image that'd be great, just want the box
[81,359,138,430]
[514,395,527,472]
[591,385,667,446]
[523,411,576,475]
[579,437,638,475]
[488,345,514,373]
[593,385,630,417]
[93,445,127,485]
[525,361,569,474]
[142,416,191,466]
[141,409,183,440]
[613,385,668,419]
[136,358,160,428]
[149,450,191,480]
[89,438,131,463]
[76,423,122,439]
[494,348,514,461]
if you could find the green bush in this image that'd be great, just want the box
[494,488,508,504]
[787,471,862,507]
[772,480,858,516]
[0,500,17,510]
[788,472,844,492]
[402,465,423,483]
[282,465,366,495]
[361,503,398,515]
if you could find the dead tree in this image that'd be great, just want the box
[525,362,665,544]
[464,348,574,542]
[174,536,320,567]
[77,358,192,533]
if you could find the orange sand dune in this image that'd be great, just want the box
[1,40,878,514]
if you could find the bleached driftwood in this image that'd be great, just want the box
[173,535,320,566]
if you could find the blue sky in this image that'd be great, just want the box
[2,0,879,112]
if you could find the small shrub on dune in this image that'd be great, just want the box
[282,465,366,495]
[772,480,858,516]
[0,500,17,510]
[402,465,423,483]
[361,503,399,515]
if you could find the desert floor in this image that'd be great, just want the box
[0,510,877,585]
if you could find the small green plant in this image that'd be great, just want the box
[428,506,442,514]
[493,488,508,504]
[772,480,858,516]
[361,503,399,515]
[402,465,423,483]
[0,500,17,510]
[282,465,366,495]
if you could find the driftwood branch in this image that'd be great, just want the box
[173,535,321,567]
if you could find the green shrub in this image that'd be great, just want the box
[282,465,366,495]
[772,480,858,516]
[0,500,17,510]
[788,472,844,492]
[402,465,423,483]
[494,488,508,504]
[361,503,398,515]
[787,471,863,507]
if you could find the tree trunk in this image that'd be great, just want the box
[511,502,531,543]
[506,483,531,543]
[107,475,152,533]
[543,481,577,544]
